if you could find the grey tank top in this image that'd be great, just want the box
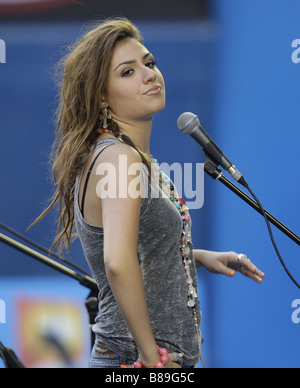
[74,138,202,366]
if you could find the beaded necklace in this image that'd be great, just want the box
[150,157,199,313]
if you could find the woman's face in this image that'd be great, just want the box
[105,37,166,124]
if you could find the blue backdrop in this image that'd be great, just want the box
[0,0,299,368]
[207,0,300,368]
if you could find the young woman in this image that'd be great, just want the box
[34,18,265,368]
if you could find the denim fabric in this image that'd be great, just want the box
[90,338,136,368]
[89,338,195,369]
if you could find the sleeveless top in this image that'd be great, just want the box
[74,138,202,366]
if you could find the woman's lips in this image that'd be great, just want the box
[144,86,162,95]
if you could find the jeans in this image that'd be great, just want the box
[90,336,195,369]
[90,337,136,368]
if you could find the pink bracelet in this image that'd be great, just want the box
[133,346,169,369]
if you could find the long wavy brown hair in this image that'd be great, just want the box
[31,18,149,253]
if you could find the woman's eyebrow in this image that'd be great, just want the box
[113,52,152,72]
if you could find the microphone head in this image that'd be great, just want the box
[177,112,200,135]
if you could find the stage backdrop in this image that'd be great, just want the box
[206,0,300,367]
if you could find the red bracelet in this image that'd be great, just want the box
[121,346,169,369]
[134,346,168,368]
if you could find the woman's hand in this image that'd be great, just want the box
[165,353,182,368]
[194,250,265,283]
[126,353,182,368]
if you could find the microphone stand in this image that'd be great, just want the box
[0,232,99,367]
[0,341,25,369]
[204,155,300,246]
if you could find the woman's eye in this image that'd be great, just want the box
[122,69,134,77]
[121,60,157,77]
[146,60,157,68]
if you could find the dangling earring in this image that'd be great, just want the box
[100,107,112,130]
[99,106,124,142]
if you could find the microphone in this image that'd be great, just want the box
[177,112,247,187]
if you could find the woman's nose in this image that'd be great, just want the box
[143,66,157,83]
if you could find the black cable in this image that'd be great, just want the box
[245,185,300,290]
[0,222,90,277]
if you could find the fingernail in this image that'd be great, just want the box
[229,270,235,277]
